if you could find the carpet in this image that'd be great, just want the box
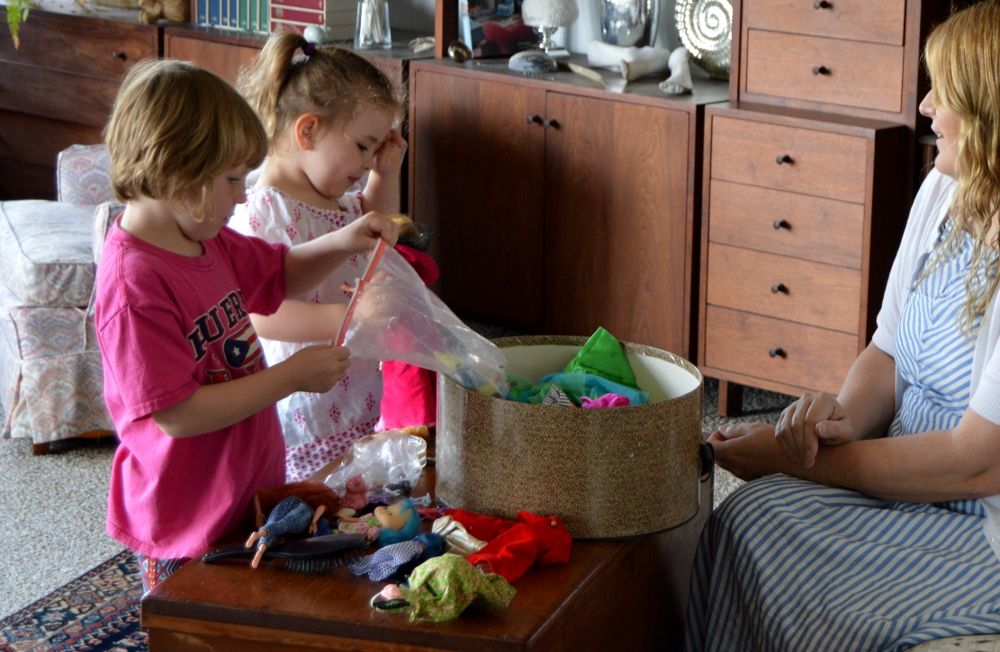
[0,550,146,651]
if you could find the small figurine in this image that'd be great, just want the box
[339,498,421,547]
[245,481,344,569]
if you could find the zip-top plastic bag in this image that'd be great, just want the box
[336,240,508,397]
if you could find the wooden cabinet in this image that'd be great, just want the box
[409,59,728,356]
[699,104,911,408]
[0,9,159,199]
[164,29,263,85]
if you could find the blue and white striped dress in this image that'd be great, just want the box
[686,223,1000,651]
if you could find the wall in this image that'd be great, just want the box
[391,0,682,51]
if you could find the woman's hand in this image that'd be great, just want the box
[775,392,856,468]
[372,128,406,179]
[708,422,783,481]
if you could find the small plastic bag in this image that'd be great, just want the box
[324,430,427,502]
[337,241,508,397]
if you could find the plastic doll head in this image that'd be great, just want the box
[375,499,420,546]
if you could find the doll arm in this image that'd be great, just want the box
[249,300,347,343]
[309,505,327,534]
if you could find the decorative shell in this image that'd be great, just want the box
[675,0,732,80]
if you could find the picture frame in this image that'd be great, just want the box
[458,0,541,58]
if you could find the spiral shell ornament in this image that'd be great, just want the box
[675,0,733,80]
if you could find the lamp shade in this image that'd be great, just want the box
[522,0,579,27]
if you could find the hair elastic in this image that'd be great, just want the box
[302,42,317,57]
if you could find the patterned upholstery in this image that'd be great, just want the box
[0,146,115,446]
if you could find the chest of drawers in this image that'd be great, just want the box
[0,8,159,199]
[699,104,911,405]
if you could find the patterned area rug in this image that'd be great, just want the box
[0,550,146,651]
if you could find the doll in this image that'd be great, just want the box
[245,481,344,569]
[339,498,421,547]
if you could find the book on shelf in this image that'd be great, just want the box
[194,0,350,35]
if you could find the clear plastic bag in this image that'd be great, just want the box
[323,430,427,502]
[337,241,508,397]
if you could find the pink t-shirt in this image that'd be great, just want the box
[95,220,289,559]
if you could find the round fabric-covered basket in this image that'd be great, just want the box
[436,335,704,539]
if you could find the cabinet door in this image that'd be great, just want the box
[165,35,260,85]
[410,70,545,329]
[543,92,691,355]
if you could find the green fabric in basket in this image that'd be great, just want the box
[563,327,638,389]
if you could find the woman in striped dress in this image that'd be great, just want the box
[687,3,1000,650]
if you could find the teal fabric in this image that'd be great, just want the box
[506,372,648,406]
[563,327,638,389]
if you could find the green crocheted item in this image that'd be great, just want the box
[399,553,516,622]
[563,327,638,389]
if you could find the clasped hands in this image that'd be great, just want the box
[709,392,856,480]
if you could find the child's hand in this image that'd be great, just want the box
[340,211,400,252]
[372,128,406,178]
[285,344,351,393]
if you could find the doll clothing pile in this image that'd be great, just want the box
[396,553,516,622]
[447,509,573,583]
[506,327,648,407]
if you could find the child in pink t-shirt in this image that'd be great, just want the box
[94,60,398,593]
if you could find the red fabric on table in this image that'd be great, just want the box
[449,509,573,583]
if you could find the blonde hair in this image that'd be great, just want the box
[923,0,1000,334]
[237,31,403,147]
[105,59,268,218]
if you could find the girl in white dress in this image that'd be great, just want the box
[231,31,405,481]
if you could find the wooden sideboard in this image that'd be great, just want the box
[0,8,159,199]
[408,58,728,358]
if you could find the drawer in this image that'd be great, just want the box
[706,243,861,334]
[746,30,904,114]
[708,180,864,268]
[703,306,855,394]
[745,0,905,45]
[0,61,119,127]
[710,116,869,203]
[0,13,156,79]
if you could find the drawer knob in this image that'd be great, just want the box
[772,219,790,230]
[544,118,560,129]
[112,50,127,61]
[813,0,832,9]
[812,65,831,76]
[770,283,788,294]
[526,114,543,125]
[768,347,786,359]
[775,154,793,165]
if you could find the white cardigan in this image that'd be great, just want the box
[870,168,1000,559]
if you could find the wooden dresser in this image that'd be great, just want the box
[700,0,950,415]
[409,58,729,358]
[0,8,159,199]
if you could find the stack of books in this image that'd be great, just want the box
[195,0,356,36]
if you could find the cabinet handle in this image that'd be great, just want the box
[772,219,790,230]
[775,154,793,165]
[813,0,831,9]
[768,347,786,359]
[526,114,544,125]
[544,118,560,129]
[812,65,831,76]
[770,283,788,294]
[112,50,127,61]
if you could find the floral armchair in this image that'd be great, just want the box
[0,144,119,454]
